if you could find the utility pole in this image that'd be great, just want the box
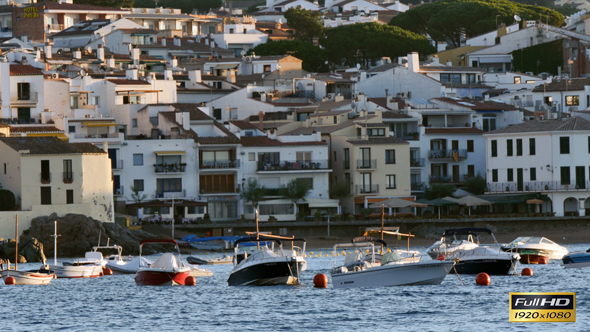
[164,196,183,239]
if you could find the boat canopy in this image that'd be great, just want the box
[140,239,178,245]
[234,236,282,248]
[443,228,493,236]
[181,235,245,243]
[352,236,387,247]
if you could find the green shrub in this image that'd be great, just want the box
[0,189,15,211]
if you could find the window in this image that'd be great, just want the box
[333,116,337,124]
[361,173,372,192]
[157,178,182,194]
[560,137,570,154]
[229,28,234,34]
[258,152,280,166]
[133,154,143,166]
[92,96,100,107]
[516,139,522,156]
[243,28,247,34]
[298,178,313,189]
[187,206,205,214]
[561,166,571,185]
[17,82,30,100]
[213,108,222,120]
[260,204,293,215]
[530,138,536,155]
[367,128,385,136]
[263,65,271,72]
[132,119,138,127]
[530,167,536,181]
[344,148,350,169]
[123,96,140,104]
[492,169,498,182]
[467,140,474,152]
[507,169,514,182]
[248,152,255,161]
[468,165,475,177]
[514,76,521,84]
[344,173,350,185]
[40,187,51,205]
[17,108,31,124]
[3,163,5,174]
[566,95,580,106]
[63,159,73,182]
[440,73,461,84]
[483,114,496,132]
[66,189,74,204]
[68,126,75,133]
[491,140,497,157]
[467,73,476,84]
[41,160,50,183]
[386,175,396,189]
[359,148,371,168]
[506,139,513,156]
[133,179,144,191]
[333,151,337,161]
[385,150,396,164]
[70,96,78,109]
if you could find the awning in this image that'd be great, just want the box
[354,198,388,204]
[306,198,340,208]
[475,55,512,63]
[127,199,207,208]
[215,63,239,70]
[154,151,187,155]
[26,133,68,140]
[259,199,292,205]
[83,122,117,127]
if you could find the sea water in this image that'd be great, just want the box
[2,243,590,331]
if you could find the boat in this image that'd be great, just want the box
[227,235,307,286]
[134,239,191,286]
[47,221,103,278]
[519,251,548,264]
[330,237,454,288]
[188,265,214,277]
[426,228,484,260]
[500,236,568,260]
[561,248,590,268]
[445,247,520,275]
[363,227,422,263]
[106,255,153,274]
[187,255,233,265]
[181,235,246,251]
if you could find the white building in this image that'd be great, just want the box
[210,23,268,56]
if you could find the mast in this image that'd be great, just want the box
[15,215,18,271]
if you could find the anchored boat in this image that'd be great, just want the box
[134,239,191,286]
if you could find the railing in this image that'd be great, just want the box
[487,180,590,193]
[154,163,186,173]
[356,159,377,169]
[265,188,281,196]
[411,182,426,190]
[199,186,238,194]
[74,133,120,139]
[410,158,425,167]
[429,174,471,184]
[200,160,240,169]
[156,190,186,198]
[114,187,124,196]
[63,172,73,183]
[40,172,51,184]
[428,149,468,160]
[257,160,328,171]
[46,24,64,31]
[355,184,379,195]
[11,92,38,103]
[112,160,123,170]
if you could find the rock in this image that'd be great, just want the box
[424,233,438,240]
[0,238,45,263]
[29,213,166,258]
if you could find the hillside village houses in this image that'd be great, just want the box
[3,1,590,229]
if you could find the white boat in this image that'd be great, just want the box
[188,265,214,277]
[330,237,454,288]
[561,249,590,268]
[426,228,484,259]
[106,255,153,274]
[48,221,103,278]
[187,255,233,265]
[135,239,192,286]
[444,247,520,275]
[501,236,569,260]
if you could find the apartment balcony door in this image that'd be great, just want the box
[361,173,372,192]
[452,165,460,183]
[576,166,586,189]
[360,148,371,168]
[517,168,524,191]
[108,148,117,169]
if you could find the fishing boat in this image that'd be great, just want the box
[187,255,233,265]
[134,239,191,286]
[227,235,307,286]
[426,228,484,260]
[330,237,454,288]
[47,221,103,278]
[561,248,590,268]
[0,216,56,285]
[500,236,568,260]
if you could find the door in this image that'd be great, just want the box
[108,148,117,169]
[40,187,51,205]
[452,165,460,183]
[113,175,120,194]
[41,160,50,183]
[361,173,372,193]
[576,166,586,189]
[517,168,524,191]
[360,148,371,168]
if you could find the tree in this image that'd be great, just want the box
[248,40,329,72]
[129,185,147,204]
[284,6,325,42]
[279,179,311,215]
[424,184,456,200]
[320,22,436,68]
[464,173,487,195]
[0,189,15,211]
[329,182,350,211]
[241,178,267,210]
[74,0,134,7]
[390,0,564,47]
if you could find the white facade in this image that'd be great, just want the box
[210,24,268,56]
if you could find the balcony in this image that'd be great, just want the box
[411,182,426,191]
[63,172,73,183]
[265,188,281,196]
[355,184,379,195]
[428,149,467,160]
[46,24,64,31]
[487,180,590,193]
[156,190,186,198]
[200,160,240,170]
[410,158,425,167]
[11,92,38,106]
[114,187,124,196]
[112,160,123,170]
[199,186,238,194]
[429,174,471,184]
[74,133,120,139]
[154,163,186,173]
[356,159,377,170]
[40,173,51,184]
[257,160,329,172]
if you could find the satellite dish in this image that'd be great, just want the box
[240,50,246,56]
[356,63,361,69]
[514,14,521,22]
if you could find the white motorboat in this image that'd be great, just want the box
[426,228,485,259]
[330,237,454,288]
[444,247,520,275]
[106,255,153,274]
[187,255,233,265]
[48,221,103,278]
[188,265,214,277]
[227,236,307,286]
[561,249,590,268]
[501,236,568,260]
[135,239,192,286]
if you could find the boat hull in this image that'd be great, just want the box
[519,254,548,264]
[450,258,516,275]
[227,260,303,286]
[187,256,232,265]
[0,270,55,285]
[49,264,103,278]
[135,270,191,286]
[562,252,590,268]
[501,247,566,260]
[331,261,454,288]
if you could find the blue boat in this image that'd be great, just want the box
[561,249,590,268]
[181,235,272,251]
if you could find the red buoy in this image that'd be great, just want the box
[475,272,490,286]
[103,268,113,276]
[5,276,15,285]
[185,276,196,286]
[437,254,445,261]
[538,256,549,265]
[313,273,328,288]
[521,268,533,276]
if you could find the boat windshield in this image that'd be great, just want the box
[540,238,555,244]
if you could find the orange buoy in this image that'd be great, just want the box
[521,268,533,276]
[185,276,196,286]
[313,273,328,288]
[475,272,490,286]
[437,254,445,261]
[103,268,113,276]
[5,276,15,285]
[538,256,549,265]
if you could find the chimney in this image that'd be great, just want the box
[446,60,452,66]
[360,71,367,81]
[183,112,190,131]
[211,41,216,48]
[102,141,108,153]
[161,38,166,46]
[170,56,178,68]
[107,56,115,68]
[126,68,138,80]
[431,55,439,65]
[97,44,104,62]
[188,69,202,84]
[73,48,82,59]
[205,38,209,46]
[407,52,419,73]
[35,47,41,61]
[258,111,265,131]
[260,92,266,102]
[131,47,140,65]
[267,128,276,139]
[226,69,236,83]
[21,35,27,43]
[45,44,52,59]
[164,68,173,80]
[173,36,181,47]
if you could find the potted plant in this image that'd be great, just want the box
[268,215,277,222]
[239,214,246,223]
[297,211,305,221]
[314,211,322,222]
[203,213,211,224]
[346,215,355,222]
[333,214,341,221]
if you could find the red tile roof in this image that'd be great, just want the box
[232,120,262,131]
[241,136,326,147]
[9,126,61,133]
[10,64,43,76]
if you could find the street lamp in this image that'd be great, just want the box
[164,196,183,240]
